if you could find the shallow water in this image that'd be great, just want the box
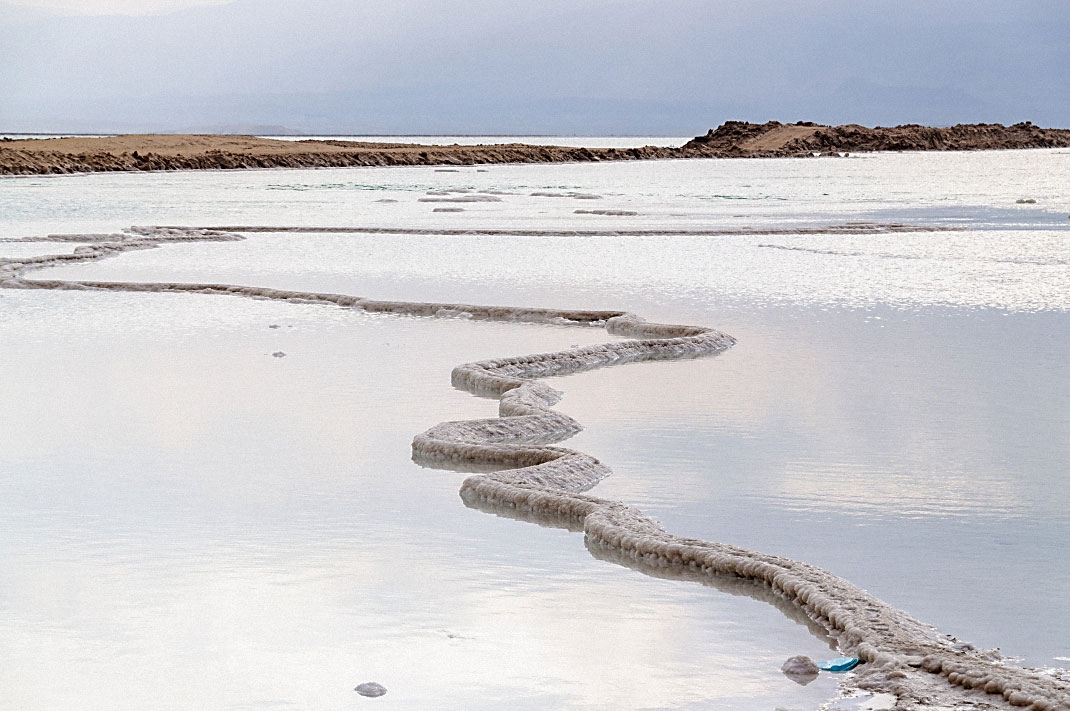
[2,148,1069,708]
[0,289,837,710]
[258,135,691,148]
[0,240,91,259]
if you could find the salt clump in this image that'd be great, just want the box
[782,655,821,685]
[782,655,821,676]
[354,682,387,697]
[418,195,502,203]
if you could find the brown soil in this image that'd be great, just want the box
[0,134,670,175]
[3,122,1069,175]
[738,123,823,151]
[681,120,1070,157]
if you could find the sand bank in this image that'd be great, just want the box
[683,120,1070,157]
[0,134,669,175]
[3,121,1069,175]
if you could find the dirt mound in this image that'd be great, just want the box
[681,120,1070,157]
[0,134,670,175]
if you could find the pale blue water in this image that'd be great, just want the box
[2,134,686,146]
[1,147,1068,709]
[260,135,691,147]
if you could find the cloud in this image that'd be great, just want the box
[2,0,233,16]
[1,0,1068,132]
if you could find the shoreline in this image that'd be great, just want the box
[3,121,1070,175]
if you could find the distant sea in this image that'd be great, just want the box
[1,133,689,148]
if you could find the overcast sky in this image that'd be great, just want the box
[2,0,1068,134]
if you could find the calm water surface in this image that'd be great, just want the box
[1,148,1068,709]
[258,135,690,148]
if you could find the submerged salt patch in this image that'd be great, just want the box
[142,222,961,238]
[825,691,897,710]
[354,682,386,697]
[575,209,639,216]
[418,195,502,203]
[529,191,602,199]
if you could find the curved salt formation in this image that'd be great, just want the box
[3,226,1066,711]
[395,244,1065,709]
[417,327,1068,711]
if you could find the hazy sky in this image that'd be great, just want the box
[2,0,1068,134]
[4,0,231,15]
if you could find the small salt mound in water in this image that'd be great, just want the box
[781,655,820,685]
[433,207,465,213]
[354,682,387,697]
[782,656,820,676]
[530,191,603,199]
[575,209,639,216]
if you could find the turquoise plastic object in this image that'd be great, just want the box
[818,657,860,672]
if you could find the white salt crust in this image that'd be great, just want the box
[2,226,1065,711]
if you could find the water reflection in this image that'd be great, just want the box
[458,485,837,649]
[3,148,1068,707]
[587,541,838,650]
[0,288,839,710]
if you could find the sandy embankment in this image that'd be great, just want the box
[0,134,669,175]
[681,120,1070,156]
[3,121,1070,175]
